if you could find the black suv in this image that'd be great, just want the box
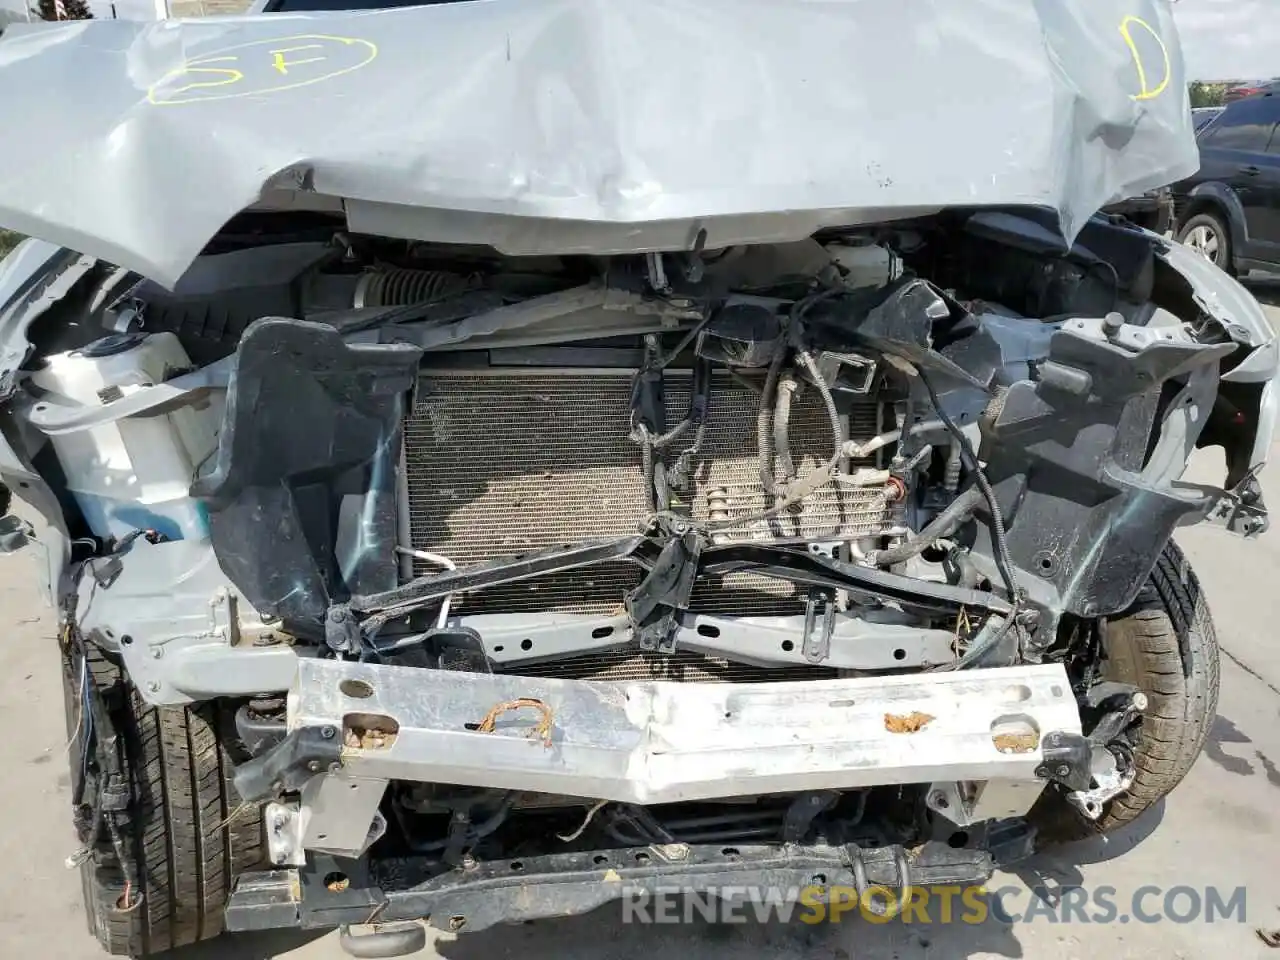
[1172,91,1280,274]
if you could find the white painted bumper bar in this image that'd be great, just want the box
[289,658,1081,806]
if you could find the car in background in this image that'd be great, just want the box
[1225,79,1280,103]
[1192,106,1225,132]
[1171,91,1280,274]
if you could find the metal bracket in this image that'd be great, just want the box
[1082,682,1147,748]
[1066,746,1134,820]
[265,801,307,867]
[782,790,840,842]
[233,725,343,803]
[628,531,702,653]
[646,252,673,296]
[1034,730,1092,792]
[801,589,837,664]
[326,605,362,655]
[604,805,676,846]
[1207,471,1269,538]
[925,781,979,827]
[208,587,239,645]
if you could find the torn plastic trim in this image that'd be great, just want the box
[1158,239,1276,354]
[0,246,95,401]
[1158,239,1280,476]
[191,318,422,632]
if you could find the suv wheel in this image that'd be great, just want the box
[62,643,265,957]
[1032,540,1219,842]
[1177,212,1234,273]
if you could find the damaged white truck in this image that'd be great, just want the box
[0,1,1274,956]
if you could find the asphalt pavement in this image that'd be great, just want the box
[2,295,1280,960]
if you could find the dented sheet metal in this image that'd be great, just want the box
[291,658,1081,806]
[0,0,1195,287]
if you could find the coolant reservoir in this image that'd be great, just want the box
[30,332,223,541]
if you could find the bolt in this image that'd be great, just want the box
[657,843,690,861]
[307,760,323,773]
[1035,765,1051,780]
[1056,764,1071,778]
[320,725,336,740]
[329,609,347,623]
[328,762,342,773]
[145,680,160,693]
[253,633,280,647]
[1132,692,1149,712]
[461,853,477,870]
[1102,312,1124,338]
[928,791,949,809]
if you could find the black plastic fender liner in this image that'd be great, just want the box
[191,318,422,633]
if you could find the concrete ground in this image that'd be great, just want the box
[3,295,1280,960]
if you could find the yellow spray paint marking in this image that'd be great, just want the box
[270,44,327,76]
[1119,14,1171,102]
[147,34,377,106]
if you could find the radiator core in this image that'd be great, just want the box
[404,371,888,616]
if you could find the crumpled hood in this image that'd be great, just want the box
[0,0,1195,288]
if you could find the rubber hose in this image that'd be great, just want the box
[947,544,982,589]
[796,349,845,459]
[870,487,984,567]
[704,350,845,531]
[773,374,798,486]
[757,342,787,494]
[641,441,655,512]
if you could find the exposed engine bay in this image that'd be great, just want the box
[2,206,1275,938]
[0,1,1263,949]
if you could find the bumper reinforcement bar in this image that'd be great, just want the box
[260,659,1079,842]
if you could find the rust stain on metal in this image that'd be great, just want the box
[343,718,399,751]
[884,711,935,733]
[992,732,1040,753]
[476,697,555,748]
[326,875,351,893]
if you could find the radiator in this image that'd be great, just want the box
[404,370,888,616]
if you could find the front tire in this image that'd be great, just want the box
[1034,541,1219,840]
[1092,540,1219,831]
[62,645,264,957]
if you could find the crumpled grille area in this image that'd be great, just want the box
[404,371,887,616]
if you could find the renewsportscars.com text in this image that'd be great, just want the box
[620,884,1248,925]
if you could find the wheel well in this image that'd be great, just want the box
[1179,197,1229,229]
